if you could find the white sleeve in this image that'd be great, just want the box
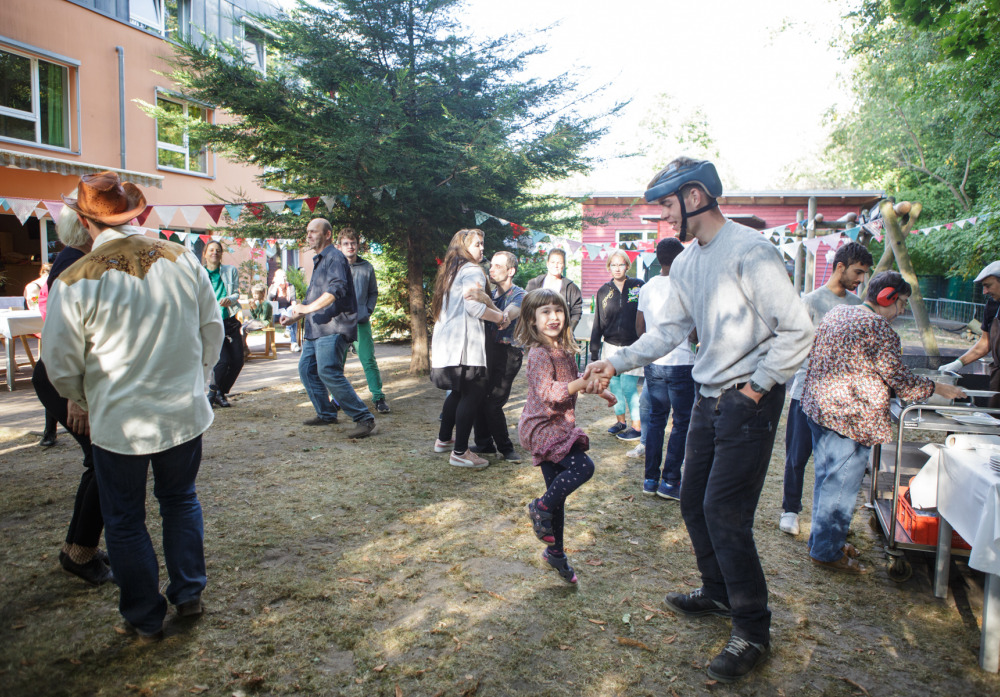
[40,282,88,410]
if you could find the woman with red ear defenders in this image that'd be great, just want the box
[801,270,966,575]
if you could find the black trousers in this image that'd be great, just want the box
[439,372,488,453]
[212,316,245,394]
[31,361,103,548]
[473,343,523,452]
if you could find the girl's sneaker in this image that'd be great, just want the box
[607,422,628,436]
[434,438,455,453]
[449,450,489,469]
[616,427,642,441]
[526,499,555,543]
[542,549,577,584]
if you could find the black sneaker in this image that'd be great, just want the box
[500,448,523,464]
[664,587,732,617]
[470,444,498,454]
[707,635,769,683]
[303,416,338,426]
[59,551,114,586]
[374,398,391,414]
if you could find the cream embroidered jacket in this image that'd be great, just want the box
[42,227,225,455]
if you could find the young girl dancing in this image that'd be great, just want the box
[517,289,617,583]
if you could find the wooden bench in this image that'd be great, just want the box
[246,327,277,360]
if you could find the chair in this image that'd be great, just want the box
[246,327,277,360]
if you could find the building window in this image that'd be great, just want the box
[0,48,70,148]
[156,95,210,174]
[242,23,268,75]
[166,0,192,41]
[131,0,164,33]
[615,230,657,279]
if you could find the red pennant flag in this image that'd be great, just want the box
[203,205,224,223]
[510,223,525,237]
[161,230,175,240]
[199,234,211,244]
[435,257,443,266]
[944,223,953,230]
[234,238,244,247]
[247,203,264,219]
[580,247,589,259]
[265,238,277,246]
[304,197,319,212]
[136,206,153,226]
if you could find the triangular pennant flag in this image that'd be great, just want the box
[818,232,843,247]
[161,230,175,240]
[179,206,202,226]
[285,200,304,216]
[224,204,243,221]
[385,185,397,199]
[8,198,39,225]
[340,195,351,208]
[372,186,384,201]
[944,223,953,230]
[598,247,608,260]
[845,226,860,241]
[510,222,525,237]
[247,203,265,219]
[585,244,601,258]
[43,200,64,221]
[566,240,582,254]
[780,241,802,259]
[198,234,212,244]
[495,217,510,226]
[531,231,548,245]
[0,198,6,210]
[802,237,823,255]
[474,210,491,226]
[174,231,188,242]
[320,196,337,210]
[641,252,657,266]
[211,235,222,242]
[234,238,244,247]
[625,250,640,262]
[265,201,285,215]
[156,205,178,226]
[304,197,319,212]
[969,216,978,225]
[203,205,224,224]
[136,206,154,227]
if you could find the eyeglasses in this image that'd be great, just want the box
[610,263,629,269]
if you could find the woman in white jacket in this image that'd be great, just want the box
[430,229,508,469]
[203,240,243,407]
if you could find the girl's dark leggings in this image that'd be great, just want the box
[539,448,595,553]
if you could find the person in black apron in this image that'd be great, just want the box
[940,261,1000,407]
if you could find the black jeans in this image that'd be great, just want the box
[681,385,785,646]
[473,343,523,452]
[212,316,245,395]
[32,361,103,548]
[439,372,488,453]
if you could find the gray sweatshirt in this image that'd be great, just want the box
[607,220,813,397]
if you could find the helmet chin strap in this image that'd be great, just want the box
[675,194,719,242]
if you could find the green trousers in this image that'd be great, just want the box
[353,320,385,402]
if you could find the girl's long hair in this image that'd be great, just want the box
[431,229,488,320]
[514,288,579,354]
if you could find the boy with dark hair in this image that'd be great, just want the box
[778,241,872,536]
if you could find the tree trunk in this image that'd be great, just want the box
[879,200,939,356]
[407,229,430,374]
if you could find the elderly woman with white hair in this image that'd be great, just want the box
[30,195,114,586]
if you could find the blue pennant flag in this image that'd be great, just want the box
[225,204,244,221]
[285,200,304,216]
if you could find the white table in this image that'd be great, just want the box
[933,447,1000,671]
[0,310,43,391]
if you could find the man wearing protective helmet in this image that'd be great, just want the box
[585,157,813,682]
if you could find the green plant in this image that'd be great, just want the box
[238,259,266,296]
[285,267,308,301]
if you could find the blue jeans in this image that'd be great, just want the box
[299,333,372,424]
[643,364,695,484]
[682,385,785,645]
[781,399,813,514]
[806,418,872,562]
[93,436,206,634]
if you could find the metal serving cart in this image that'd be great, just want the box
[866,400,1000,582]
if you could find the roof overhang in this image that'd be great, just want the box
[0,148,164,189]
[573,190,886,208]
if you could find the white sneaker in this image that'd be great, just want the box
[626,443,645,459]
[779,511,800,536]
[434,438,455,453]
[449,450,490,469]
[291,342,301,353]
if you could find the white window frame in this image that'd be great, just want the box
[165,0,193,41]
[155,92,213,176]
[614,229,657,277]
[0,45,73,151]
[130,0,165,33]
[241,17,277,76]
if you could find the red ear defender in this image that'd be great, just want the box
[876,286,899,307]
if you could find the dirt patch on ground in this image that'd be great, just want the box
[1,348,998,696]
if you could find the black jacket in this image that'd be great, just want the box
[525,275,583,330]
[590,277,644,361]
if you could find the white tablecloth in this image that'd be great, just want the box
[938,448,1000,575]
[0,310,43,340]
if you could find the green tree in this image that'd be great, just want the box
[829,0,1000,277]
[161,0,620,373]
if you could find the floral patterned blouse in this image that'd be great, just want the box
[518,346,590,466]
[801,304,934,446]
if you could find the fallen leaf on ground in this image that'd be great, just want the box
[705,679,718,687]
[125,685,152,697]
[585,559,603,566]
[644,614,653,621]
[395,686,403,697]
[623,495,634,502]
[559,645,573,650]
[374,664,387,672]
[11,624,25,630]
[189,686,209,694]
[827,675,871,696]
[587,619,605,625]
[337,577,373,584]
[487,591,507,601]
[113,626,128,635]
[69,658,82,665]
[616,637,654,652]
[663,634,677,644]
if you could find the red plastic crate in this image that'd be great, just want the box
[897,485,971,550]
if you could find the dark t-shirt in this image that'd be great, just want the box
[47,246,87,289]
[984,299,1000,333]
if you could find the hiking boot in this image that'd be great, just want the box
[664,587,732,617]
[346,418,378,439]
[449,450,490,469]
[707,635,769,683]
[779,511,800,536]
[657,481,681,501]
[642,478,659,496]
[374,398,391,414]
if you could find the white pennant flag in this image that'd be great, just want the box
[780,241,802,259]
[174,231,188,242]
[8,198,39,225]
[320,196,337,210]
[802,237,823,255]
[179,206,202,226]
[265,201,286,215]
[156,206,178,226]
